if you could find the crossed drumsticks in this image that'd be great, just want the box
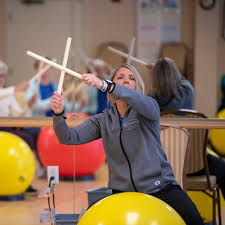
[27,37,148,94]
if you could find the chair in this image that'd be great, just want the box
[160,123,191,192]
[161,109,222,225]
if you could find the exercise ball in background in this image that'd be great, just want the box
[78,192,186,225]
[187,148,225,223]
[0,132,35,195]
[37,127,106,177]
[188,190,224,223]
[210,109,225,156]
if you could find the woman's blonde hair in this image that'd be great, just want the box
[152,57,182,97]
[108,64,145,106]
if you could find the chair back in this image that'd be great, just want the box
[160,109,214,188]
[160,123,190,191]
[161,110,222,225]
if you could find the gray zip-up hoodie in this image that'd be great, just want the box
[53,84,178,194]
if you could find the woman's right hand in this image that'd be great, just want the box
[50,91,64,114]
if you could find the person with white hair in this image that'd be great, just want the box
[26,58,72,117]
[0,60,29,99]
[80,58,111,115]
[0,60,37,116]
[0,60,38,195]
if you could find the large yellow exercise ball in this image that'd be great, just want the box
[78,192,186,225]
[188,190,225,223]
[0,132,35,195]
[187,148,225,223]
[210,109,225,155]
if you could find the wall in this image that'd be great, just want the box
[180,0,195,84]
[85,0,136,58]
[194,1,220,117]
[0,0,5,60]
[4,0,85,85]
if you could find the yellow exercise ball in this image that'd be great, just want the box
[78,192,186,225]
[188,190,225,223]
[0,132,35,195]
[187,148,225,223]
[210,109,225,155]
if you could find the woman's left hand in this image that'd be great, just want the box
[81,73,103,89]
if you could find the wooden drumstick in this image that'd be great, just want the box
[127,37,136,64]
[108,46,147,65]
[58,37,72,94]
[27,51,82,79]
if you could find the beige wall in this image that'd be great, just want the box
[194,1,220,117]
[85,0,136,58]
[180,0,195,84]
[0,0,5,60]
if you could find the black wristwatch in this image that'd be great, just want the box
[105,79,114,92]
[53,110,66,119]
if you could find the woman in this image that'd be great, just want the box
[0,60,29,100]
[26,59,73,117]
[148,57,194,111]
[50,63,203,225]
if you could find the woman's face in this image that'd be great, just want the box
[113,67,136,90]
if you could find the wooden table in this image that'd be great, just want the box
[0,116,86,127]
[1,117,225,129]
[160,118,225,129]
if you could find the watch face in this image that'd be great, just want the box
[199,0,216,10]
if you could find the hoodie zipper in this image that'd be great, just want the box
[120,125,138,192]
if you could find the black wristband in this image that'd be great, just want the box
[108,82,115,93]
[105,79,114,92]
[53,110,65,117]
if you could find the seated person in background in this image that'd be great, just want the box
[0,60,29,99]
[146,57,225,200]
[25,59,76,178]
[0,61,37,117]
[93,59,111,114]
[80,59,111,115]
[147,57,194,111]
[0,60,38,195]
[0,60,37,148]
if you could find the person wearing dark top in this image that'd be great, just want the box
[146,57,225,201]
[147,57,194,111]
